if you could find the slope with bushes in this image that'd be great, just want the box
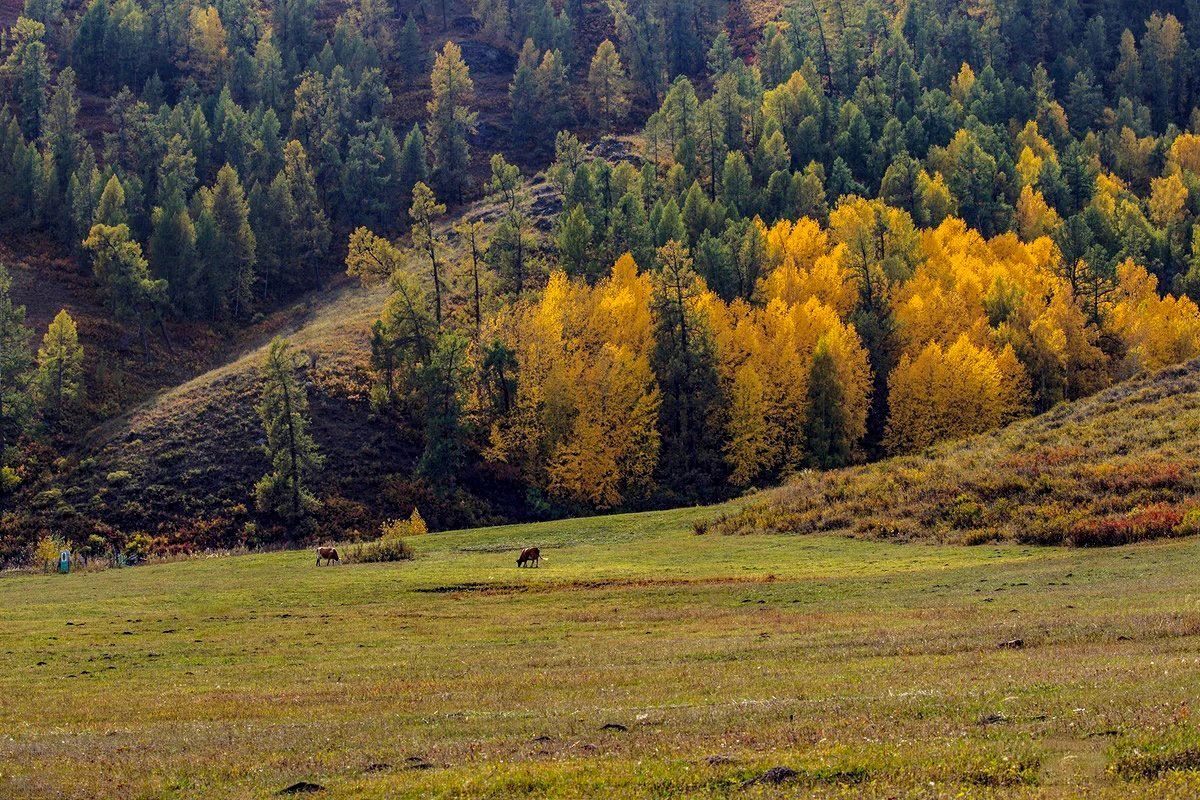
[715,357,1200,546]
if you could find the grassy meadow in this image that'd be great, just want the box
[2,507,1200,798]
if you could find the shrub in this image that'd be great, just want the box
[0,465,20,492]
[1070,504,1185,547]
[124,532,153,564]
[106,470,133,485]
[347,537,414,563]
[1174,508,1200,537]
[946,493,984,529]
[379,507,428,539]
[34,536,63,571]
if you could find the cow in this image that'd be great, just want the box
[316,546,340,566]
[517,546,540,568]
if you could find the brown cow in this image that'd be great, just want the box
[316,546,339,566]
[517,547,540,568]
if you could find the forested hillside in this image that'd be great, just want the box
[5,0,1200,561]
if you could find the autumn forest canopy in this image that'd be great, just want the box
[5,0,1200,559]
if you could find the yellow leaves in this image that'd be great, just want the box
[1015,147,1044,188]
[1149,172,1188,229]
[725,363,774,487]
[1169,132,1200,175]
[185,6,228,88]
[884,336,1029,454]
[1015,122,1058,168]
[1109,260,1200,373]
[345,227,402,285]
[1016,185,1062,241]
[491,258,660,508]
[950,63,976,104]
[712,295,871,485]
[758,218,857,313]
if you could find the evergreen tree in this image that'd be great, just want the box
[556,204,594,278]
[397,15,424,78]
[42,67,82,197]
[652,240,722,495]
[278,141,329,289]
[508,40,539,149]
[397,124,428,200]
[93,174,127,227]
[196,164,257,318]
[149,198,197,309]
[486,154,533,292]
[255,336,323,524]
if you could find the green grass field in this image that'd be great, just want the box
[3,508,1200,798]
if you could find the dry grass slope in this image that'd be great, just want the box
[716,358,1200,546]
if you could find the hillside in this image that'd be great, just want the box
[715,358,1200,546]
[4,508,1200,797]
[8,179,571,553]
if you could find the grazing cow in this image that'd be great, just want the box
[517,547,540,568]
[316,546,339,566]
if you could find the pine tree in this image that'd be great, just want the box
[34,309,84,426]
[652,240,722,494]
[148,198,196,309]
[42,67,82,197]
[508,39,539,148]
[278,141,329,289]
[416,330,471,481]
[255,337,323,523]
[397,15,424,78]
[426,41,477,200]
[0,263,33,453]
[486,154,533,292]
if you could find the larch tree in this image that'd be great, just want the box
[803,336,851,468]
[278,140,329,290]
[652,241,722,490]
[255,337,323,524]
[83,223,167,352]
[426,41,477,200]
[409,181,447,325]
[486,154,533,292]
[0,263,33,454]
[587,39,629,132]
[453,218,488,334]
[34,309,84,426]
